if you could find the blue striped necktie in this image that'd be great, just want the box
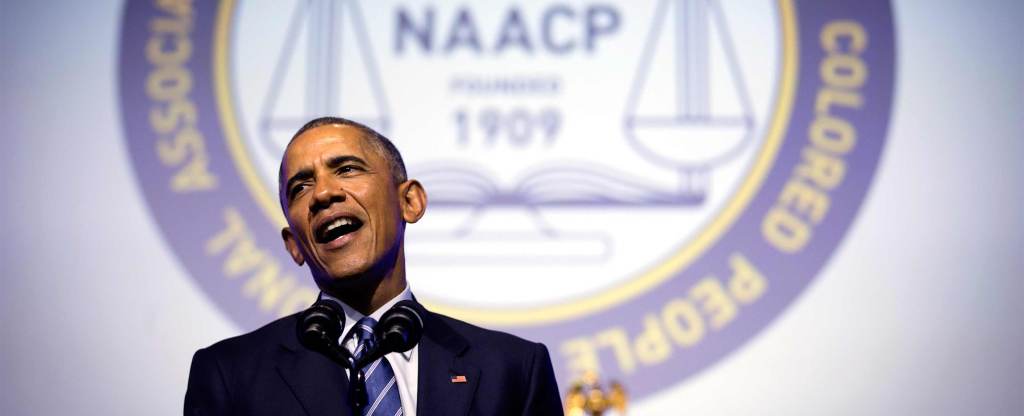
[346,316,404,416]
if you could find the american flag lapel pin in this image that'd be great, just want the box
[450,375,468,383]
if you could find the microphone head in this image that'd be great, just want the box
[376,300,424,353]
[297,298,345,352]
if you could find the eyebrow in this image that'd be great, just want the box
[325,155,368,170]
[284,155,369,196]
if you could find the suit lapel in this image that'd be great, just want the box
[416,312,480,416]
[277,326,352,416]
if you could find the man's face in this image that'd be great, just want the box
[279,125,423,287]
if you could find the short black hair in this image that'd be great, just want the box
[278,116,407,209]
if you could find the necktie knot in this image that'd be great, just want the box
[348,316,378,362]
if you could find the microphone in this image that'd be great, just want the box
[377,300,424,353]
[355,300,425,368]
[295,298,424,412]
[297,298,354,368]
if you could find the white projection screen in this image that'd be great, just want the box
[1,0,1022,414]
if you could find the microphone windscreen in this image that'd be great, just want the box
[297,298,345,351]
[377,300,424,353]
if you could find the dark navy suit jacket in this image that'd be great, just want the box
[184,305,564,415]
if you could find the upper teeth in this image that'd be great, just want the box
[326,218,352,233]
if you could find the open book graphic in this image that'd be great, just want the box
[414,162,706,207]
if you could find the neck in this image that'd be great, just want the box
[324,249,407,316]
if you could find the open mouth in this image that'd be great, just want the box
[315,216,363,244]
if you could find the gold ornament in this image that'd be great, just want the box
[564,371,628,415]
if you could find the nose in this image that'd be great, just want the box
[309,175,345,214]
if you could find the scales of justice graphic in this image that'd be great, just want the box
[245,0,757,265]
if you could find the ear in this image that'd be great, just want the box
[398,179,427,224]
[280,227,305,266]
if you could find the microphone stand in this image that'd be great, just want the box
[315,336,368,411]
[344,347,369,411]
[346,344,391,411]
[312,333,370,411]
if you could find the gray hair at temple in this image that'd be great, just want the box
[277,116,408,209]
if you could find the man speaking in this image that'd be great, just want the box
[184,117,563,415]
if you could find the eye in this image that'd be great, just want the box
[289,183,307,200]
[337,164,363,175]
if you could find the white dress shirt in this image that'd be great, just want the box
[321,285,419,416]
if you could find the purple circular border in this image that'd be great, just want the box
[119,0,275,329]
[119,0,894,400]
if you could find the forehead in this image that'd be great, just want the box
[282,125,380,172]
